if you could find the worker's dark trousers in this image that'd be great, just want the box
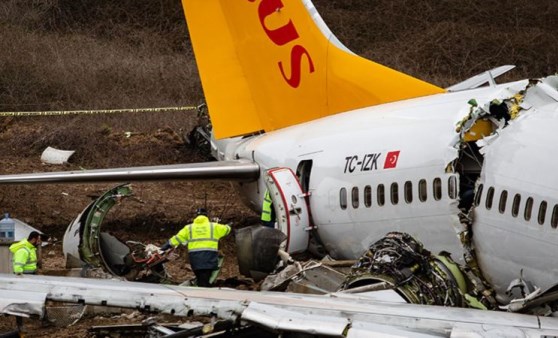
[194,269,213,287]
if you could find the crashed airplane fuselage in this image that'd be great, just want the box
[34,75,558,307]
[220,76,558,304]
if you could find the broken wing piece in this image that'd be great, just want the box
[2,274,558,336]
[0,160,259,184]
[0,290,46,318]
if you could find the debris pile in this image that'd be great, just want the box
[340,232,494,309]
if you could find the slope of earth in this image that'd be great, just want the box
[0,119,259,336]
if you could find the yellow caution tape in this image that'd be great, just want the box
[0,106,197,117]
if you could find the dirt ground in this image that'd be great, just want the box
[0,121,261,337]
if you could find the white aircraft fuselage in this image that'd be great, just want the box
[216,78,558,302]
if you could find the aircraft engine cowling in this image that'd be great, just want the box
[235,225,287,281]
[63,184,171,283]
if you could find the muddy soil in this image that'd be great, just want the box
[0,123,260,337]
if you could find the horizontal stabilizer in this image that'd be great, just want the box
[0,160,259,184]
[446,65,516,91]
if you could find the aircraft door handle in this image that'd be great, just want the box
[289,205,302,219]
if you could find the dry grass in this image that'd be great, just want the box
[0,0,557,163]
[313,0,558,85]
[0,0,198,113]
[0,0,202,165]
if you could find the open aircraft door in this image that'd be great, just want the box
[265,168,310,253]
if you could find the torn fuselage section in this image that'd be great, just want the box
[468,76,558,309]
[452,76,558,311]
[451,92,522,213]
[62,184,171,282]
[449,78,538,240]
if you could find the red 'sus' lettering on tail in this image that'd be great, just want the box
[249,0,315,88]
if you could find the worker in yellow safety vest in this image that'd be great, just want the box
[261,189,276,228]
[161,208,231,287]
[9,231,41,275]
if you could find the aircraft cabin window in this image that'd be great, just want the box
[524,197,533,221]
[433,178,442,201]
[538,201,548,225]
[474,184,484,207]
[352,187,359,209]
[404,181,413,204]
[511,194,521,218]
[391,183,399,205]
[485,187,495,210]
[377,184,385,206]
[418,179,427,202]
[364,185,372,208]
[498,190,508,214]
[340,188,347,210]
[448,176,458,200]
[551,205,558,229]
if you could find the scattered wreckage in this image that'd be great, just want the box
[3,76,558,336]
[261,231,558,317]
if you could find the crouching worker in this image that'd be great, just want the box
[10,231,41,275]
[161,208,231,287]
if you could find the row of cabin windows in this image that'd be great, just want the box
[340,176,458,210]
[474,184,558,228]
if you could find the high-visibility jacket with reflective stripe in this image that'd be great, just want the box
[261,190,273,222]
[9,239,37,274]
[169,215,231,252]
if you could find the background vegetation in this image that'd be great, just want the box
[2,0,557,109]
[1,0,556,164]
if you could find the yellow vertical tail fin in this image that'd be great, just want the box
[182,0,444,139]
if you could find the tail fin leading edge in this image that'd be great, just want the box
[182,0,444,139]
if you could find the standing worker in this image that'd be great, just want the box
[261,189,276,228]
[9,231,41,275]
[161,208,231,287]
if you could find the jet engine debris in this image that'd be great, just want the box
[260,255,348,294]
[340,232,494,309]
[235,225,287,281]
[62,184,173,283]
[261,232,496,310]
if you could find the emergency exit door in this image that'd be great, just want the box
[264,167,310,253]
